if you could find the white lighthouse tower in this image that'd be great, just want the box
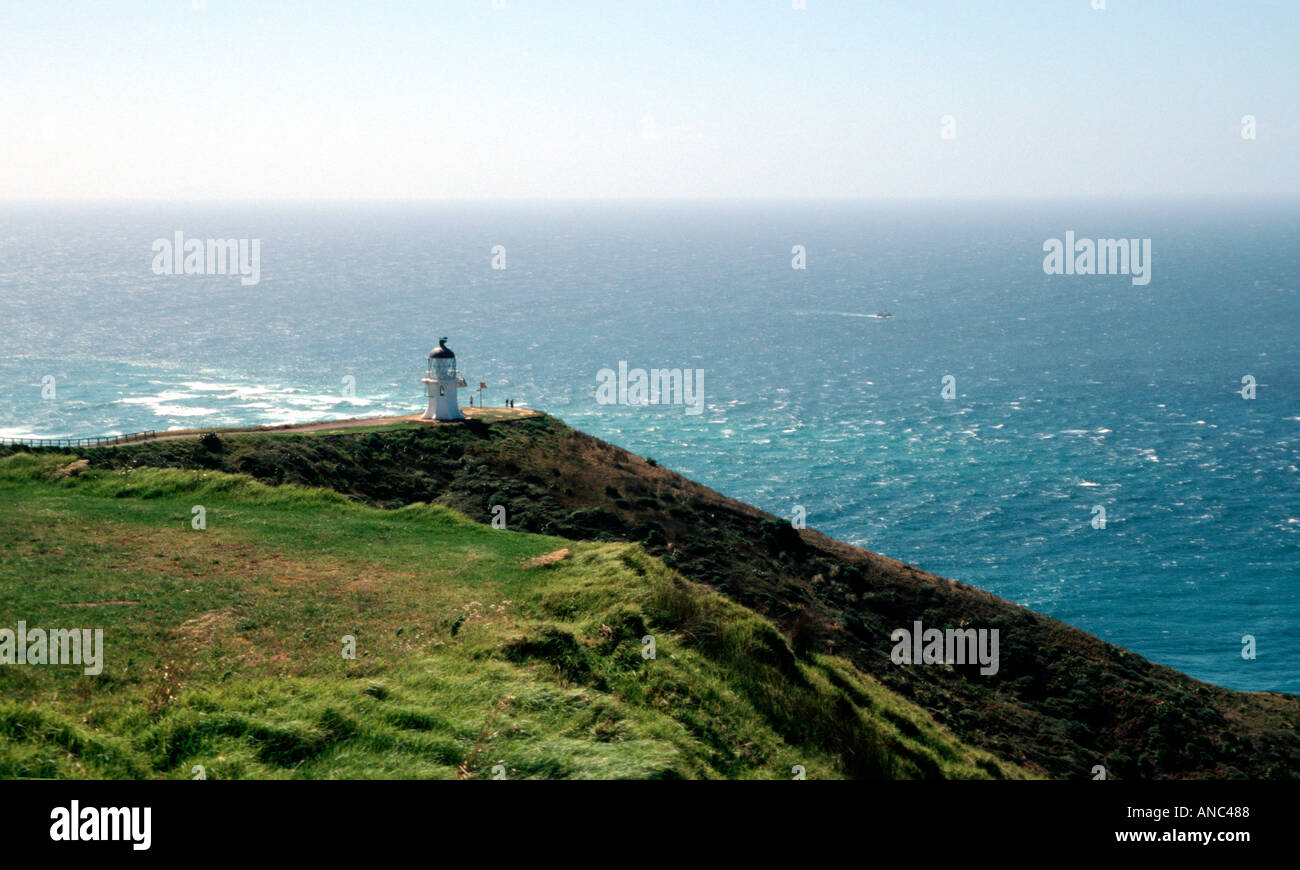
[422,337,467,421]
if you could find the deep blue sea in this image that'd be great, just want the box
[1,201,1296,693]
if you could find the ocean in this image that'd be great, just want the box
[1,200,1296,693]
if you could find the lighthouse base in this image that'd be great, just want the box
[422,379,466,421]
[420,408,466,422]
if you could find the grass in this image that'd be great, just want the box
[0,452,1026,779]
[9,416,1296,779]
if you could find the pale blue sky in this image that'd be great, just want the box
[1,0,1295,199]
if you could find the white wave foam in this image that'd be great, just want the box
[152,405,219,417]
[118,391,198,405]
[0,426,44,439]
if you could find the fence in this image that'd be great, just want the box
[0,430,158,449]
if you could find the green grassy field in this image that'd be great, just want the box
[0,452,1027,779]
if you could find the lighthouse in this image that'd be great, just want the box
[422,337,467,421]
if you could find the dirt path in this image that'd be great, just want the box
[100,407,541,447]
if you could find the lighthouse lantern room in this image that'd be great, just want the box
[422,337,468,421]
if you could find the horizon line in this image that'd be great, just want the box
[3,194,1299,206]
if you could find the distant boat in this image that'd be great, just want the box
[874,312,892,318]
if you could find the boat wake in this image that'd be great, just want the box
[795,310,893,320]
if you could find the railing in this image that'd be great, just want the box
[0,430,158,449]
[423,374,468,386]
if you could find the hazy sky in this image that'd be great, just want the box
[1,0,1296,200]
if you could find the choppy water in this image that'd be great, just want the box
[1,201,1296,692]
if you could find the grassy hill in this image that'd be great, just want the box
[3,412,1298,779]
[0,450,1023,779]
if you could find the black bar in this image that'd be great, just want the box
[0,780,1284,859]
